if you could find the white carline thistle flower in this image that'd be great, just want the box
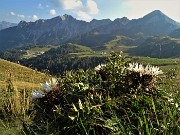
[40,78,57,93]
[127,63,163,76]
[31,90,45,99]
[119,51,123,57]
[94,64,106,71]
[127,63,163,90]
[144,65,163,76]
[41,82,51,93]
[31,78,58,99]
[127,63,144,76]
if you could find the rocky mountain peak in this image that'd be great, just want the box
[90,19,112,27]
[142,10,180,25]
[114,17,130,25]
[147,10,163,16]
[63,14,74,18]
[18,20,28,28]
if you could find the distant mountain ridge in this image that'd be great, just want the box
[0,10,180,49]
[0,21,17,30]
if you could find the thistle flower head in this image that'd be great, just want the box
[32,78,58,99]
[144,65,163,76]
[127,63,163,90]
[40,78,58,93]
[94,64,106,71]
[127,63,163,76]
[127,63,144,76]
[31,90,45,99]
[119,51,123,57]
[41,82,51,93]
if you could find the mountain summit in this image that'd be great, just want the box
[144,10,164,18]
[143,10,179,25]
[0,10,179,49]
[126,10,180,36]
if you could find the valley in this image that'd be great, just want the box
[0,9,180,134]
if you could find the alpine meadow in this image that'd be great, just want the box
[0,0,180,134]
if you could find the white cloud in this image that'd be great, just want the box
[17,14,25,18]
[32,15,38,20]
[76,10,92,21]
[86,0,99,15]
[10,11,40,21]
[54,0,83,10]
[10,12,25,19]
[53,0,99,21]
[10,12,15,16]
[49,9,57,15]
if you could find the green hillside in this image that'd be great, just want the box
[20,43,106,74]
[103,35,136,52]
[0,58,49,90]
[130,36,180,58]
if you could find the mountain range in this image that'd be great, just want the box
[0,21,17,30]
[0,10,180,49]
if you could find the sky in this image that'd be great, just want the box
[0,0,179,23]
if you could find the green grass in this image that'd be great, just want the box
[0,58,50,90]
[104,35,136,52]
[67,43,93,52]
[0,58,50,134]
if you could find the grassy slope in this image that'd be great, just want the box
[64,43,107,57]
[68,43,93,52]
[104,35,136,52]
[0,58,49,90]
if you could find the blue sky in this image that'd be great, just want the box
[0,0,179,23]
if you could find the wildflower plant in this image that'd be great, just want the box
[24,52,180,135]
[127,63,163,91]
